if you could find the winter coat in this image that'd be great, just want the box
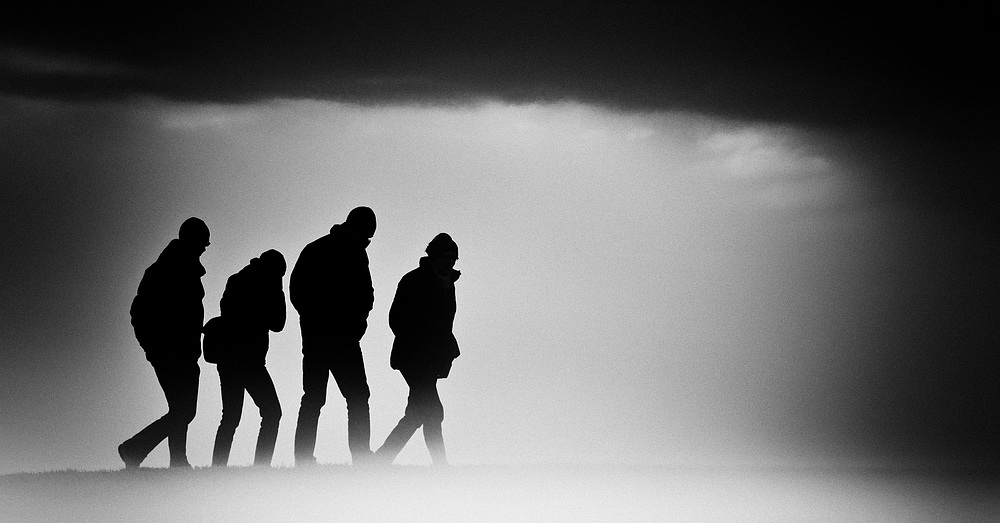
[218,256,286,366]
[389,257,460,377]
[289,224,374,347]
[130,239,205,364]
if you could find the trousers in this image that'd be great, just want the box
[376,371,446,465]
[212,364,282,466]
[122,361,200,467]
[293,346,371,464]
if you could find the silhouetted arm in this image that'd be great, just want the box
[219,273,238,318]
[388,270,422,338]
[269,283,286,333]
[288,243,316,316]
[357,250,375,315]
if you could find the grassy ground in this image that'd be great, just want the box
[1,464,997,522]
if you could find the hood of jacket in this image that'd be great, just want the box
[159,238,207,278]
[330,223,371,249]
[419,256,460,282]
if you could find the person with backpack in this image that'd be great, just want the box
[207,249,287,467]
[119,217,210,469]
[375,233,461,466]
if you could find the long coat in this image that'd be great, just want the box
[289,223,374,348]
[130,239,205,364]
[219,256,286,366]
[389,257,460,377]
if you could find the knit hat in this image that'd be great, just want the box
[178,217,210,245]
[259,249,286,275]
[345,206,377,238]
[425,233,458,258]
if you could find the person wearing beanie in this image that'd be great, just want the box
[208,249,287,467]
[289,206,377,466]
[119,217,210,469]
[376,233,461,466]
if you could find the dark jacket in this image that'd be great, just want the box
[130,239,205,364]
[218,256,286,366]
[289,224,374,346]
[389,257,460,377]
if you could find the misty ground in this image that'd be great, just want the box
[1,464,996,522]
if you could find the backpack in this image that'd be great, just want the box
[202,316,229,364]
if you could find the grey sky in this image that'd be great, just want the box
[0,3,995,474]
[1,96,995,473]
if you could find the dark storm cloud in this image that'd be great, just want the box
[2,2,993,135]
[5,2,993,213]
[0,4,997,475]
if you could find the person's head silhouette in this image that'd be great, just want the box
[178,217,210,254]
[344,206,377,240]
[259,249,286,276]
[426,233,459,275]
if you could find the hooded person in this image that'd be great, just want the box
[375,233,461,466]
[290,206,377,466]
[119,217,210,469]
[210,249,287,467]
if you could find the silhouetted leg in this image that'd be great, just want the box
[422,379,447,465]
[376,418,420,463]
[121,361,199,467]
[294,352,330,465]
[332,348,371,465]
[424,423,446,465]
[406,374,446,465]
[375,373,424,463]
[376,372,445,464]
[212,365,245,467]
[164,363,199,468]
[245,366,282,466]
[166,431,189,468]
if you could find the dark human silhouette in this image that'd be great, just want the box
[376,233,461,466]
[119,217,210,469]
[209,249,287,467]
[291,207,377,466]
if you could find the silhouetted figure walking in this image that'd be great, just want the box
[119,217,210,469]
[376,233,461,466]
[209,249,286,467]
[291,207,377,466]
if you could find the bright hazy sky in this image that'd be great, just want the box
[1,94,995,474]
[1,3,995,475]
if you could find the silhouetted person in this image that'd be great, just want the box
[119,217,210,469]
[376,233,461,466]
[291,207,377,466]
[210,249,286,467]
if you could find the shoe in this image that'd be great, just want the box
[118,443,141,470]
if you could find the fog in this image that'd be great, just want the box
[2,96,994,476]
[2,466,994,522]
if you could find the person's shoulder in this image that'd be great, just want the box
[302,234,326,251]
[142,240,183,277]
[151,239,181,265]
[227,265,250,288]
[297,233,332,258]
[324,224,348,242]
[406,263,428,277]
[399,264,429,285]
